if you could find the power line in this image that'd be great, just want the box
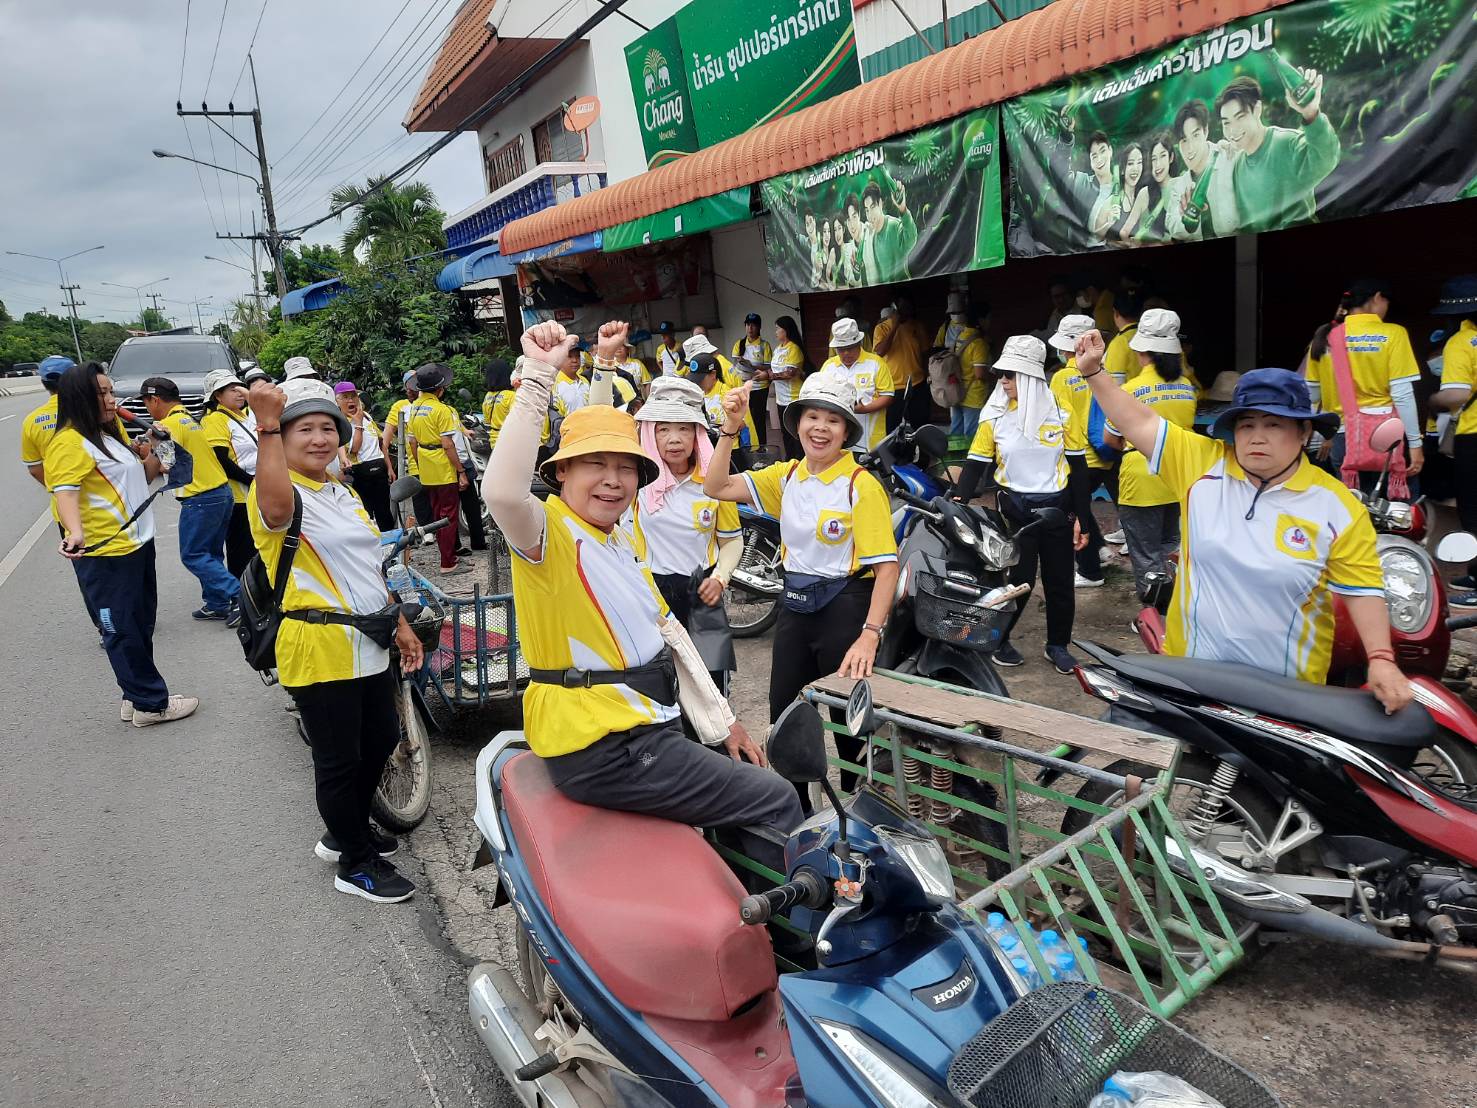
[205,0,233,97]
[229,0,272,101]
[178,0,193,101]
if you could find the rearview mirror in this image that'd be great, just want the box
[1034,506,1069,528]
[390,474,424,504]
[767,701,828,784]
[1436,532,1477,565]
[913,424,949,460]
[845,680,878,738]
[1368,416,1406,454]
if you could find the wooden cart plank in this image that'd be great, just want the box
[809,670,1174,770]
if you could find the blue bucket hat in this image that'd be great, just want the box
[39,355,76,383]
[1432,274,1477,316]
[1210,368,1340,442]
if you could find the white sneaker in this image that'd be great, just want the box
[132,695,200,728]
[1074,573,1105,589]
[1102,529,1127,546]
[120,700,134,722]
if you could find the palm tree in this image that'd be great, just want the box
[330,177,447,265]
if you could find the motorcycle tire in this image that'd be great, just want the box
[1412,730,1477,793]
[370,678,435,832]
[728,523,781,638]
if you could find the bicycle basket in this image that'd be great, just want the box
[405,593,446,652]
[913,572,1013,649]
[946,983,1282,1108]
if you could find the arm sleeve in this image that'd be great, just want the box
[714,532,742,584]
[1327,507,1385,596]
[852,473,898,566]
[588,364,615,407]
[483,355,556,555]
[952,458,991,502]
[214,446,253,485]
[1390,378,1421,447]
[1146,420,1220,498]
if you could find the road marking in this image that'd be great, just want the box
[0,414,15,422]
[0,509,54,591]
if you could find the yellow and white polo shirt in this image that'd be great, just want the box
[46,428,155,556]
[407,393,460,487]
[1150,421,1383,684]
[742,455,896,579]
[966,397,1083,495]
[770,340,806,406]
[202,407,259,504]
[731,337,774,392]
[1305,313,1422,416]
[552,373,589,419]
[630,473,740,577]
[657,343,684,377]
[819,353,896,452]
[159,404,229,499]
[386,397,419,475]
[1051,359,1110,471]
[512,495,680,758]
[249,472,390,688]
[1438,320,1477,437]
[1112,368,1198,507]
[20,394,59,472]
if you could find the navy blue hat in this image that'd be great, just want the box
[1432,275,1477,316]
[39,355,75,382]
[1210,368,1339,442]
[744,312,761,325]
[657,320,675,334]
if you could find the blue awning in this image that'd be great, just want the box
[435,244,515,292]
[281,277,345,318]
[504,231,602,265]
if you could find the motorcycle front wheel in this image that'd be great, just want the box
[371,678,435,831]
[728,523,780,638]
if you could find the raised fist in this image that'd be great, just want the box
[596,320,629,361]
[521,321,573,362]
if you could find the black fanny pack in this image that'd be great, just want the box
[528,648,677,706]
[283,602,402,649]
[782,571,862,615]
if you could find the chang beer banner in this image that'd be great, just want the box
[760,107,1005,294]
[1003,0,1477,257]
[625,0,861,171]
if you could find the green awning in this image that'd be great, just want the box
[602,187,752,253]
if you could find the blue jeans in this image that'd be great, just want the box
[950,405,982,440]
[73,541,169,712]
[178,484,239,610]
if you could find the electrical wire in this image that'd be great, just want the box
[229,0,272,102]
[178,0,193,101]
[205,0,233,97]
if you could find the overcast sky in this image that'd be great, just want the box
[0,0,482,330]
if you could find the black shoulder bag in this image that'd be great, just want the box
[235,490,303,672]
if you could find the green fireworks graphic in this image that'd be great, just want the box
[1320,0,1418,58]
[903,128,946,175]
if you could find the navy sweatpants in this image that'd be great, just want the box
[72,541,169,713]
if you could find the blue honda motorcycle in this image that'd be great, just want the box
[467,683,1036,1107]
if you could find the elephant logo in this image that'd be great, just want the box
[642,48,668,95]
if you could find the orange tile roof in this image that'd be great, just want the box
[500,0,1292,255]
[405,0,499,132]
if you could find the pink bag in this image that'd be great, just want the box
[1327,324,1409,499]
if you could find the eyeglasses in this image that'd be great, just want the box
[997,371,1016,381]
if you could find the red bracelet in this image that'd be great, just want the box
[1367,649,1396,664]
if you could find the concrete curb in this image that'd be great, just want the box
[0,378,45,398]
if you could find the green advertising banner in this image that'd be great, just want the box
[602,188,753,253]
[1003,0,1477,257]
[625,0,861,171]
[759,107,1005,294]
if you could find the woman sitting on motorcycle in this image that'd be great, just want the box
[704,375,899,799]
[629,375,743,693]
[1074,329,1411,713]
[482,320,802,833]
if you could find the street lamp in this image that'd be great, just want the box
[101,276,170,318]
[204,254,251,275]
[4,244,106,360]
[152,148,261,189]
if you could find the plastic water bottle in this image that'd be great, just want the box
[997,932,1021,958]
[1009,956,1041,989]
[1050,950,1084,982]
[386,562,414,599]
[1039,929,1062,952]
[148,424,176,469]
[1086,1077,1132,1108]
[985,912,1011,942]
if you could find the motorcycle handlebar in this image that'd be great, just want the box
[1447,613,1477,632]
[739,870,826,925]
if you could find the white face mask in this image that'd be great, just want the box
[950,312,967,323]
[1076,293,1094,309]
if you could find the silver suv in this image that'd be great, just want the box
[109,334,240,433]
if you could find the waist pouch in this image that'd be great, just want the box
[1000,489,1072,528]
[283,602,402,649]
[528,648,677,707]
[783,571,863,615]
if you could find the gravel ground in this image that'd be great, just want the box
[405,526,1477,1108]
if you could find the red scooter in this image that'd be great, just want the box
[1134,417,1477,787]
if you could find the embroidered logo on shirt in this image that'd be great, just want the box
[1275,514,1319,560]
[695,504,716,530]
[817,511,851,546]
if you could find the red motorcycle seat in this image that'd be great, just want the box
[500,751,779,1023]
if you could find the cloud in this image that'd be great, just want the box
[0,0,482,326]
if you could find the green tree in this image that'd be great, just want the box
[226,297,270,358]
[329,177,447,265]
[135,307,170,333]
[0,299,11,324]
[270,243,345,292]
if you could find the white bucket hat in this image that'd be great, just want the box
[280,377,351,443]
[992,335,1048,380]
[203,367,246,398]
[1048,313,1095,353]
[283,356,319,380]
[829,317,866,348]
[783,372,862,448]
[1129,308,1183,354]
[636,376,707,424]
[682,335,718,361]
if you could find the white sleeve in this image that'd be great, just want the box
[1390,378,1421,447]
[482,356,556,553]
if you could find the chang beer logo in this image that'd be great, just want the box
[962,112,995,168]
[639,46,686,135]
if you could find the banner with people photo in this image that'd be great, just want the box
[1002,0,1477,257]
[759,106,1005,294]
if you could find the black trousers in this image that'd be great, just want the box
[547,719,803,833]
[351,460,395,531]
[1457,435,1477,577]
[72,541,168,713]
[411,487,433,531]
[225,501,254,580]
[458,473,487,550]
[776,404,802,460]
[1075,466,1118,580]
[1000,490,1076,649]
[290,668,400,867]
[748,387,769,446]
[768,584,871,796]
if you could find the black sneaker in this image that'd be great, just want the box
[334,856,414,904]
[1452,575,1477,591]
[1044,645,1078,674]
[315,828,398,863]
[993,641,1024,667]
[192,605,229,621]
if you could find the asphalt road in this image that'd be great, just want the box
[0,388,512,1108]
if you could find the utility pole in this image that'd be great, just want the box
[60,285,85,360]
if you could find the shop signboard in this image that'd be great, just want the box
[759,107,1005,294]
[625,0,861,171]
[1003,0,1477,257]
[602,188,752,253]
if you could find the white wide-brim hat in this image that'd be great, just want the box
[830,317,865,348]
[636,376,707,424]
[283,356,319,380]
[993,335,1048,380]
[281,377,352,443]
[782,372,862,448]
[1048,313,1095,353]
[682,335,718,360]
[203,368,246,397]
[1129,308,1183,354]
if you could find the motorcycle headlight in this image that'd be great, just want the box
[1380,546,1432,633]
[876,827,955,903]
[816,1022,946,1108]
[950,514,979,549]
[976,526,1020,571]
